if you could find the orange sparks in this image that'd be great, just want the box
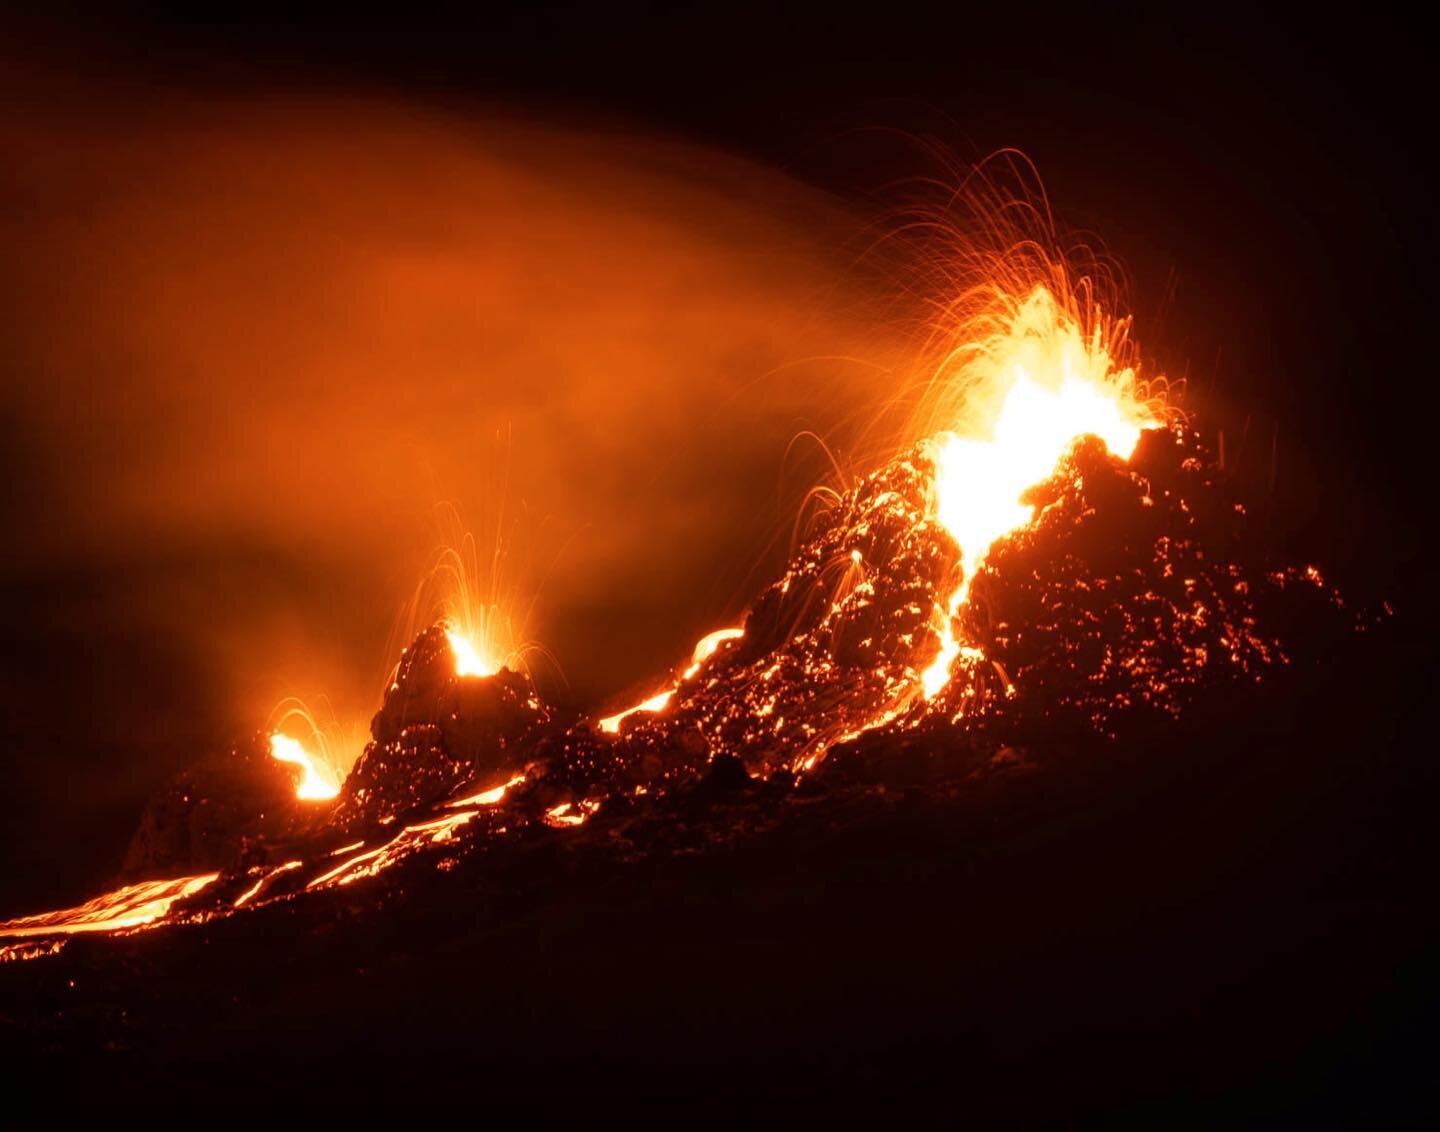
[268,733,342,801]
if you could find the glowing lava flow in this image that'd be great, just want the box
[233,860,303,908]
[545,800,600,827]
[0,874,219,939]
[268,734,342,801]
[306,811,476,891]
[446,627,497,678]
[599,627,744,733]
[920,286,1160,699]
[447,773,527,809]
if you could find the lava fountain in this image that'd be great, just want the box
[397,498,538,687]
[266,735,342,802]
[919,284,1162,698]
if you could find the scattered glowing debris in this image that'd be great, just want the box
[1,939,66,963]
[544,800,600,827]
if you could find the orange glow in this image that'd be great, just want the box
[0,874,219,939]
[599,627,744,733]
[919,285,1160,698]
[268,733,342,801]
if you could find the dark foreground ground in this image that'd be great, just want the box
[2,615,1433,1122]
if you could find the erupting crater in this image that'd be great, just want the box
[0,263,1373,965]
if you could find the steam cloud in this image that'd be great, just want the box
[0,83,906,903]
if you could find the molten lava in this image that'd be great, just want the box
[446,627,497,678]
[268,733,342,801]
[920,286,1160,698]
[0,874,219,940]
[446,773,527,809]
[599,627,745,732]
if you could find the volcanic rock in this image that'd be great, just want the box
[597,445,957,784]
[329,624,556,831]
[553,426,1366,800]
[943,427,1360,742]
[121,733,307,876]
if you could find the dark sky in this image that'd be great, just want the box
[1,6,1430,910]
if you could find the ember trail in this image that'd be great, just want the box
[0,217,1356,961]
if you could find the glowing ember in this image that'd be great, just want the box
[600,627,744,732]
[268,733,342,801]
[0,874,218,939]
[544,800,600,827]
[920,286,1160,698]
[446,627,498,678]
[1,939,66,963]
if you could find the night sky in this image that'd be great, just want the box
[1,7,1429,912]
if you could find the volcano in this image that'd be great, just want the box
[4,402,1416,1115]
[3,224,1428,1119]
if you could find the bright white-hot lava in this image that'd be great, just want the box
[446,628,497,678]
[920,285,1160,698]
[268,733,342,801]
[0,874,219,939]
